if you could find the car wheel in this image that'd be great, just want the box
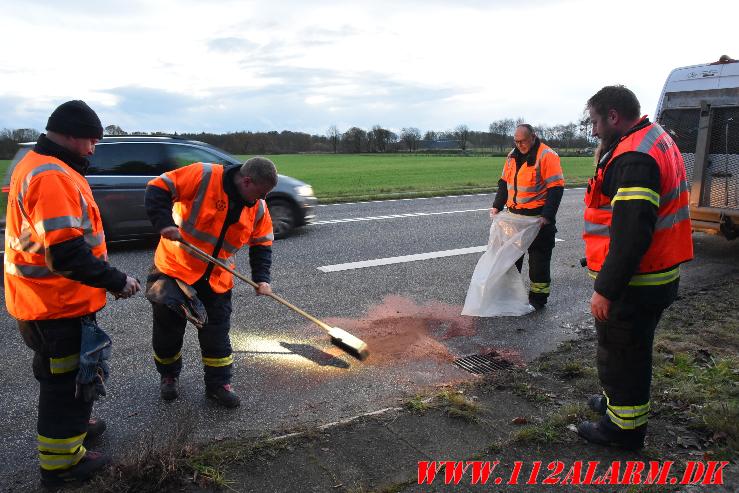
[267,199,296,240]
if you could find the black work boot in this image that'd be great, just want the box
[83,418,107,446]
[160,375,179,401]
[40,450,111,488]
[528,292,547,310]
[206,384,240,408]
[577,416,646,450]
[587,394,607,415]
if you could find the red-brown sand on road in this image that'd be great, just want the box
[324,295,478,365]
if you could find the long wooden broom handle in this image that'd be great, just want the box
[177,238,332,332]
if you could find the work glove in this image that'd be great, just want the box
[75,367,107,402]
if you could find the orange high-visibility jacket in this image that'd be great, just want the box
[583,119,693,282]
[149,163,273,293]
[501,143,565,210]
[4,151,109,320]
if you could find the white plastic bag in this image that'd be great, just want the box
[461,211,542,317]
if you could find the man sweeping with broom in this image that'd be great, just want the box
[144,157,278,408]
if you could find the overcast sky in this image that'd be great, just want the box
[0,0,736,135]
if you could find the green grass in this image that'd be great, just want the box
[1,159,11,216]
[237,153,595,203]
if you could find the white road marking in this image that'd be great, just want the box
[310,208,489,225]
[317,193,491,206]
[319,237,566,272]
[317,246,488,272]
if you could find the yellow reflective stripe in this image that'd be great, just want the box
[530,282,550,294]
[39,446,87,470]
[37,433,87,453]
[154,351,181,365]
[611,187,660,208]
[607,410,649,429]
[49,353,80,374]
[605,394,649,429]
[628,267,680,286]
[606,396,650,416]
[589,268,680,287]
[202,355,234,367]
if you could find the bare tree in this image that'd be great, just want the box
[326,125,341,153]
[6,128,41,142]
[453,124,470,151]
[367,125,396,152]
[104,125,127,136]
[400,127,421,152]
[341,127,366,153]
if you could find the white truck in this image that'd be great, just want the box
[656,55,739,239]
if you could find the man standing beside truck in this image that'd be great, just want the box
[579,85,693,449]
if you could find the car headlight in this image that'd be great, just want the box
[295,185,314,197]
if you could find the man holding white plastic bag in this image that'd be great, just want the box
[463,124,564,316]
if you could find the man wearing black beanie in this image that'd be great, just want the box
[4,100,140,487]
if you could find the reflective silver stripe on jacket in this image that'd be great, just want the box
[17,163,70,220]
[158,174,178,200]
[3,260,54,278]
[17,162,102,248]
[6,229,44,254]
[584,221,610,237]
[184,163,213,231]
[636,124,666,153]
[222,241,240,255]
[655,205,690,231]
[250,234,274,244]
[539,148,558,160]
[515,190,548,204]
[509,183,543,193]
[543,174,564,185]
[254,200,266,225]
[660,179,690,206]
[181,222,219,247]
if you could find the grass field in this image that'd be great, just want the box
[236,154,595,202]
[0,154,596,215]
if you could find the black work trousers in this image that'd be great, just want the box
[595,280,678,429]
[151,277,234,387]
[18,316,94,471]
[515,221,557,304]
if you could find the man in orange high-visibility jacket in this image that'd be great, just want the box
[4,100,140,487]
[145,157,277,408]
[578,86,693,449]
[490,124,565,309]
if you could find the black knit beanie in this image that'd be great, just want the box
[46,100,104,139]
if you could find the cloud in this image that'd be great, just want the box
[208,37,259,53]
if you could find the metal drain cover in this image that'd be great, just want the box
[453,352,512,375]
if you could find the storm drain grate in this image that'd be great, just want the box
[453,352,513,375]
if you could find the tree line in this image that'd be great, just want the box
[1,118,595,159]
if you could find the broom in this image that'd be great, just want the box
[177,239,369,361]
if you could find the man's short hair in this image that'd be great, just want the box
[240,156,278,186]
[516,123,535,137]
[587,85,641,121]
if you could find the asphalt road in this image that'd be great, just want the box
[2,190,738,490]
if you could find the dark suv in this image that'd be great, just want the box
[2,136,317,241]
